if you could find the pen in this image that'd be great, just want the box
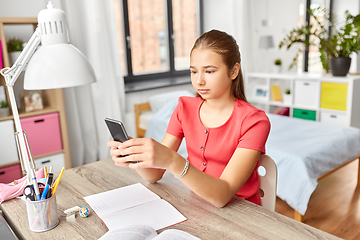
[29,169,41,201]
[52,167,64,196]
[41,184,50,200]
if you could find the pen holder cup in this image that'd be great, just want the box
[25,194,59,232]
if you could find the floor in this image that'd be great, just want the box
[275,159,360,240]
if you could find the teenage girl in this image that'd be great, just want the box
[108,29,270,207]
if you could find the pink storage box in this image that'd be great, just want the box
[0,164,22,184]
[20,112,63,157]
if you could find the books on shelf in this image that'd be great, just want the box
[98,225,201,240]
[271,85,282,101]
[84,183,187,232]
[274,107,289,116]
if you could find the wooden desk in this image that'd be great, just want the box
[1,159,341,240]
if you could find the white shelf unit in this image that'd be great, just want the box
[245,72,360,128]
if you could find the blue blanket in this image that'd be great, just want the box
[145,99,360,215]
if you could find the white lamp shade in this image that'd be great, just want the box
[24,43,96,90]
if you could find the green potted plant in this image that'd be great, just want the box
[274,59,282,73]
[0,100,10,117]
[7,38,24,65]
[279,7,360,76]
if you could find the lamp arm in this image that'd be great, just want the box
[0,28,42,200]
[1,28,41,86]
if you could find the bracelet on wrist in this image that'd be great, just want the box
[175,159,189,179]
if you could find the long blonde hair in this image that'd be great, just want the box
[190,29,247,102]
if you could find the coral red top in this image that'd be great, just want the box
[166,97,271,205]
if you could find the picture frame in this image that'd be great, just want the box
[20,90,44,112]
[253,85,268,99]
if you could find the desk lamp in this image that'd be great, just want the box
[0,1,96,200]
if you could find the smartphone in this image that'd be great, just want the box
[105,118,138,163]
[105,118,129,143]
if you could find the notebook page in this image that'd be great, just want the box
[84,183,160,217]
[102,199,187,231]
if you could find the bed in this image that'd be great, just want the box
[135,97,360,222]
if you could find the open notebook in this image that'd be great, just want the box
[84,183,187,231]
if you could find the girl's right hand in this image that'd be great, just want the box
[108,140,132,167]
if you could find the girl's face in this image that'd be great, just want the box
[190,48,237,101]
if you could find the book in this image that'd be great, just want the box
[271,85,282,101]
[274,106,289,116]
[98,225,201,240]
[84,183,187,231]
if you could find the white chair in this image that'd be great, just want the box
[258,154,278,211]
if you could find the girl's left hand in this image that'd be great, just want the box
[115,138,176,169]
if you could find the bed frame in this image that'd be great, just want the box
[294,158,360,222]
[134,102,151,138]
[134,102,360,222]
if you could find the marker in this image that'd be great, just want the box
[29,169,41,201]
[46,173,54,199]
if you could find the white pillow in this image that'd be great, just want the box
[148,90,194,113]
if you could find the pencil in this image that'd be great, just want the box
[52,167,64,196]
[44,167,47,177]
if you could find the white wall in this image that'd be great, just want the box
[0,0,62,41]
[203,0,300,74]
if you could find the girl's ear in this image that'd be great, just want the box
[230,63,240,80]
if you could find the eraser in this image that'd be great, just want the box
[64,206,80,215]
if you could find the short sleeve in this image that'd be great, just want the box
[237,110,271,154]
[166,99,184,139]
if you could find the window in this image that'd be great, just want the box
[114,0,203,82]
[299,0,332,73]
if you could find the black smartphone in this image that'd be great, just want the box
[105,118,129,143]
[105,118,138,163]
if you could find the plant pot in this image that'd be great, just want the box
[283,94,291,104]
[9,51,21,65]
[0,107,10,117]
[273,65,281,73]
[331,57,351,76]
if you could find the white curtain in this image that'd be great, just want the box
[203,0,256,73]
[233,0,255,74]
[59,0,126,167]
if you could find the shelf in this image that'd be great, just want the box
[0,150,65,169]
[319,108,347,114]
[0,106,60,121]
[269,101,291,107]
[248,98,268,104]
[0,161,19,169]
[245,72,360,128]
[292,105,318,111]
